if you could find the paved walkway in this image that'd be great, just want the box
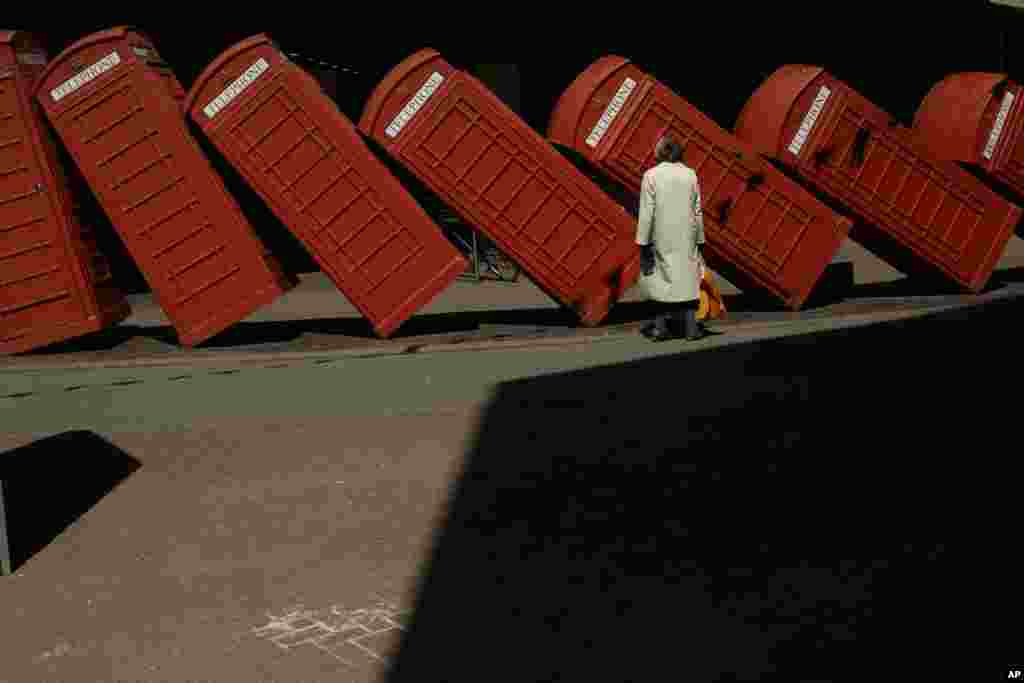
[0,286,1016,682]
[1,236,1022,682]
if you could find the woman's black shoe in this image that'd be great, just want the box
[642,324,675,342]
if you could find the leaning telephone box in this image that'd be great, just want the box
[186,35,467,337]
[35,27,296,347]
[913,72,1024,204]
[0,30,129,354]
[359,49,640,326]
[548,56,852,310]
[735,65,1021,293]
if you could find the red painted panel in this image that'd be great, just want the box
[360,49,639,326]
[737,65,1021,293]
[548,56,851,309]
[914,72,1024,202]
[186,35,467,337]
[35,26,295,347]
[0,30,129,354]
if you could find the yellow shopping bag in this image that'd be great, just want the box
[697,264,727,322]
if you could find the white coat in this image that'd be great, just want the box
[635,161,705,303]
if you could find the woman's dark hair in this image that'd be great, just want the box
[656,135,683,162]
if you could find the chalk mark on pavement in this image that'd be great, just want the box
[247,597,411,670]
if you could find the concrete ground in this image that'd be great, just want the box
[1,234,1023,681]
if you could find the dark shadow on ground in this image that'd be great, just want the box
[11,299,671,355]
[387,298,1020,683]
[14,326,154,355]
[842,275,970,299]
[0,432,141,575]
[992,266,1024,286]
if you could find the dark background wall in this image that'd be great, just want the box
[26,5,1024,291]
[35,5,1020,130]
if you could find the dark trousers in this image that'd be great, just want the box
[651,299,700,338]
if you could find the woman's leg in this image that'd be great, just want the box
[672,299,701,339]
[641,304,674,339]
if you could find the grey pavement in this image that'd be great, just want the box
[0,234,1022,682]
[4,277,1022,434]
[0,287,1014,682]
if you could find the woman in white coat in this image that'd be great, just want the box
[636,135,706,341]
